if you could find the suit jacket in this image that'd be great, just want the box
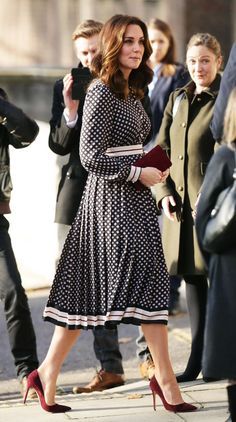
[211,42,236,142]
[150,63,189,139]
[49,72,153,225]
[49,75,87,225]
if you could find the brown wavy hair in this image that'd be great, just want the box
[147,18,177,77]
[91,14,153,99]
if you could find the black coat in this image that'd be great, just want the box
[150,63,189,140]
[0,88,39,211]
[49,78,87,225]
[195,145,236,379]
[211,42,236,142]
[49,74,153,226]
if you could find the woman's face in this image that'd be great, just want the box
[118,24,145,79]
[148,28,170,67]
[186,45,222,92]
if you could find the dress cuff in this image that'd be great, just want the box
[126,166,142,183]
[63,109,78,128]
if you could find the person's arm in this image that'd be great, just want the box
[48,78,81,156]
[0,92,39,147]
[154,92,176,198]
[154,91,182,219]
[80,83,132,182]
[80,82,162,187]
[211,43,236,143]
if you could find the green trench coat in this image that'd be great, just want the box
[155,74,221,275]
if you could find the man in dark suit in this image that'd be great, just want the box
[0,88,39,398]
[211,42,236,142]
[49,19,125,394]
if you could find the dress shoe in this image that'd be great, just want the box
[149,376,197,413]
[24,369,71,413]
[20,376,37,399]
[72,369,124,393]
[139,357,155,380]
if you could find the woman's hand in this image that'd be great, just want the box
[161,195,176,221]
[63,73,79,121]
[139,167,169,188]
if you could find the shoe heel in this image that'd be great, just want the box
[152,390,156,411]
[23,387,29,404]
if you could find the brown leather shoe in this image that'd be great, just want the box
[20,376,37,399]
[139,357,155,380]
[72,369,125,394]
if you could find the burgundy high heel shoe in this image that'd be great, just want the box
[149,376,197,413]
[23,369,71,413]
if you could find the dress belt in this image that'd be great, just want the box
[105,144,143,157]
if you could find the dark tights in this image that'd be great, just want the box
[176,276,208,382]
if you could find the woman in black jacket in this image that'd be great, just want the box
[196,88,236,422]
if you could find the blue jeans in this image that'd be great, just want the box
[0,215,38,380]
[93,327,124,374]
[136,326,152,362]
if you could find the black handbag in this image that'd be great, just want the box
[202,148,236,254]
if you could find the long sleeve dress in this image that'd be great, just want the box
[43,79,170,330]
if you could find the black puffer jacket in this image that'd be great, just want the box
[0,88,39,213]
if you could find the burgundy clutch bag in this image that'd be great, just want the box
[133,145,172,190]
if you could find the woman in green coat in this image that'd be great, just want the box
[155,33,222,382]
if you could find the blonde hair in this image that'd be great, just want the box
[223,87,236,146]
[187,33,222,61]
[72,19,103,41]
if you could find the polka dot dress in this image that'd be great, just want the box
[43,80,170,329]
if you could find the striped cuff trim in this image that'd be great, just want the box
[127,166,142,183]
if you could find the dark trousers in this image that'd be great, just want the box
[93,327,124,374]
[0,215,38,380]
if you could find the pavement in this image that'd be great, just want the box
[0,378,229,421]
[0,288,230,422]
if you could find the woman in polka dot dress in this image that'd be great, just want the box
[24,15,197,414]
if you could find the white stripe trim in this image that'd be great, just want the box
[127,166,136,182]
[132,166,142,183]
[105,144,143,157]
[126,166,142,183]
[43,306,168,327]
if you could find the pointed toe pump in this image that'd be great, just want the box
[24,369,71,413]
[149,376,197,413]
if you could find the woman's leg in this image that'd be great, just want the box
[37,326,80,405]
[177,276,208,382]
[141,323,183,404]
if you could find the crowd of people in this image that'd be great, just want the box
[0,11,235,421]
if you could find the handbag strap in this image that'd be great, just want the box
[233,148,236,180]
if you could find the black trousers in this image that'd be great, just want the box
[0,215,38,380]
